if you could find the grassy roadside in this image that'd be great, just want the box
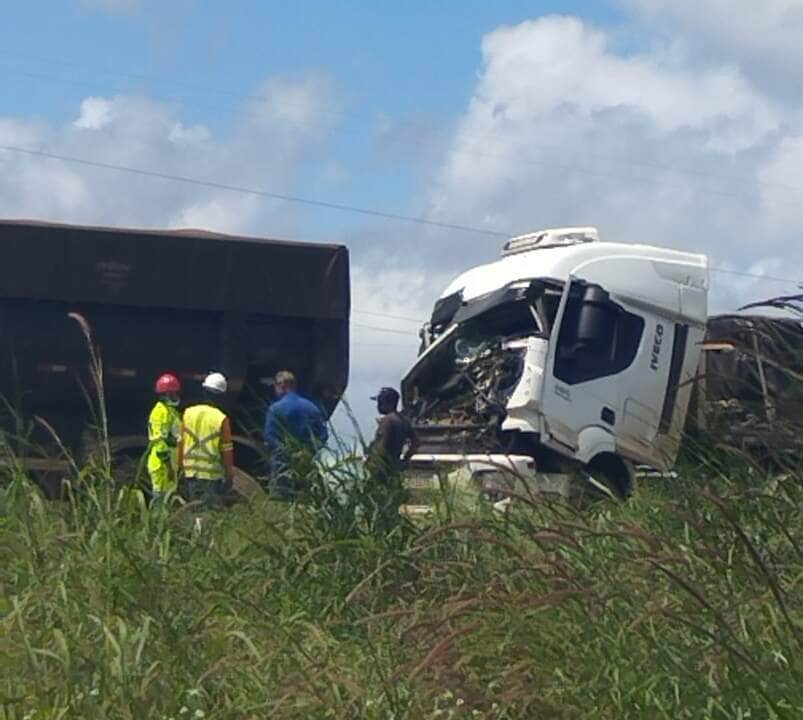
[1,449,801,720]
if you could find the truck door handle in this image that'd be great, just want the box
[601,407,615,426]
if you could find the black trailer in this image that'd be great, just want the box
[0,219,350,481]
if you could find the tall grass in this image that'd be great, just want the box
[1,317,801,718]
[1,442,800,719]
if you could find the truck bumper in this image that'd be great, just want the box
[405,453,572,500]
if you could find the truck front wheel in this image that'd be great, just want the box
[578,453,634,501]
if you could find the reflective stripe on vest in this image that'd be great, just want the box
[182,404,226,481]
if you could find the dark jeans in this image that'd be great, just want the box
[269,469,293,501]
[368,467,408,532]
[182,478,227,507]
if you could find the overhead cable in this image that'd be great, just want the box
[1,143,800,286]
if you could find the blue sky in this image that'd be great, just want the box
[1,1,622,123]
[2,0,803,430]
[0,1,622,238]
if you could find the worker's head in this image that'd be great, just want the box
[201,372,227,403]
[155,373,181,407]
[371,387,400,415]
[273,370,297,398]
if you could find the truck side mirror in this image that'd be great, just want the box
[576,285,614,347]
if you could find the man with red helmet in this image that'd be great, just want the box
[147,373,182,500]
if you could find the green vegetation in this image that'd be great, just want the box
[1,443,801,719]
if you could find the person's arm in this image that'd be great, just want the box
[177,421,185,477]
[314,406,328,446]
[264,405,279,449]
[149,406,176,481]
[166,414,181,481]
[221,417,235,486]
[368,417,390,460]
[402,425,420,463]
[148,407,170,457]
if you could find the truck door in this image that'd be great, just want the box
[617,313,676,462]
[541,280,646,456]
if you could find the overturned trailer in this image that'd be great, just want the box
[402,227,708,498]
[0,219,350,480]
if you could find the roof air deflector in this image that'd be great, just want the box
[502,226,599,257]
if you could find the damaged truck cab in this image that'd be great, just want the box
[402,228,708,497]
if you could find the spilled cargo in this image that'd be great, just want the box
[691,294,803,466]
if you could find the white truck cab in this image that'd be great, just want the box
[402,227,708,498]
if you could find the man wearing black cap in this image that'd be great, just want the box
[367,387,419,484]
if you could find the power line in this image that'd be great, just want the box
[1,142,801,288]
[352,322,414,336]
[6,57,803,201]
[0,144,509,238]
[707,266,803,287]
[0,52,347,124]
[0,150,431,327]
[353,265,803,333]
[10,59,803,211]
[352,309,424,323]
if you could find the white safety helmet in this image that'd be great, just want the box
[202,371,227,394]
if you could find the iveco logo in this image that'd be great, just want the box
[650,323,664,371]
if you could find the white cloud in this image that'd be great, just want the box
[168,122,211,145]
[334,264,445,439]
[0,73,415,435]
[0,117,42,148]
[73,97,115,130]
[756,134,803,238]
[621,0,803,98]
[476,17,778,144]
[243,75,340,131]
[169,196,259,233]
[0,75,338,235]
[3,10,803,435]
[427,15,803,312]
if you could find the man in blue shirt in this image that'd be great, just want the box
[264,370,328,500]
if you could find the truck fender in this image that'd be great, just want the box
[575,426,616,464]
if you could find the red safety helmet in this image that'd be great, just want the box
[155,373,181,394]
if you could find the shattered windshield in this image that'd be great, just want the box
[427,279,562,342]
[404,280,562,428]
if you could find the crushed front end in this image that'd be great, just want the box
[401,279,568,499]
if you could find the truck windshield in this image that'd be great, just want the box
[428,278,562,341]
[404,279,562,422]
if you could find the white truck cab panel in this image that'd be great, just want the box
[404,227,708,489]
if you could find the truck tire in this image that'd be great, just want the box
[577,453,634,501]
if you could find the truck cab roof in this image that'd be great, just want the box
[444,230,706,301]
[439,228,708,328]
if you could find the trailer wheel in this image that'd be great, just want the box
[79,435,149,487]
[232,467,265,501]
[232,435,269,487]
[108,436,150,488]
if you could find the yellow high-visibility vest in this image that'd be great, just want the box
[182,404,228,481]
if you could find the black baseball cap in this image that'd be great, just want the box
[370,387,400,402]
